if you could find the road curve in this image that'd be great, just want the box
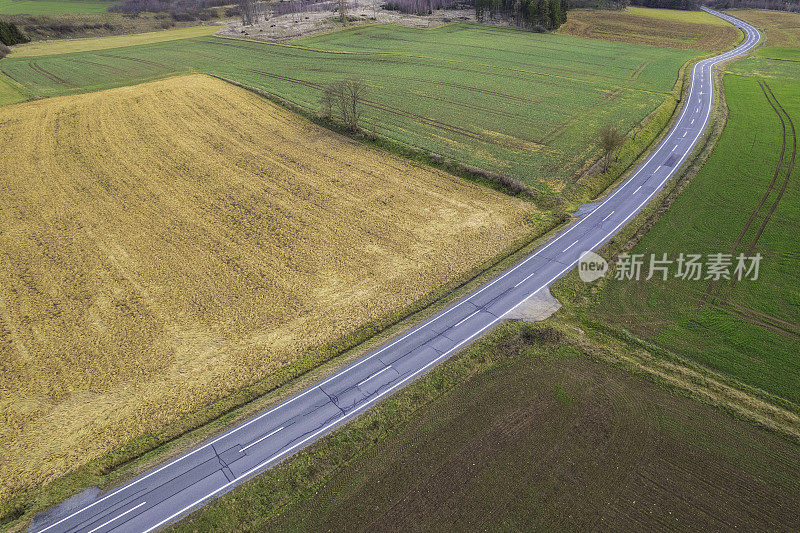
[32,9,760,533]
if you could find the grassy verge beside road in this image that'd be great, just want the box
[568,33,800,404]
[172,322,800,532]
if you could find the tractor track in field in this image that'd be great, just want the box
[203,36,662,96]
[0,68,22,85]
[62,57,128,75]
[664,283,800,340]
[698,79,796,308]
[742,81,796,257]
[243,67,534,148]
[95,53,169,70]
[194,42,540,108]
[27,61,73,87]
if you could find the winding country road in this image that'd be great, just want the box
[32,9,761,532]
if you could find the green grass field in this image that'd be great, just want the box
[173,323,800,531]
[0,24,698,192]
[594,51,800,402]
[0,0,109,14]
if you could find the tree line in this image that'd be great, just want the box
[629,0,698,10]
[0,19,29,57]
[475,0,569,31]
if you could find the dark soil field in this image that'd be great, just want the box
[175,325,800,532]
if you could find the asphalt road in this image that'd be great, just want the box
[32,9,761,533]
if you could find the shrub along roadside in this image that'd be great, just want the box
[563,52,713,210]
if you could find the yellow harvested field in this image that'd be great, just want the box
[0,74,534,500]
[9,24,218,58]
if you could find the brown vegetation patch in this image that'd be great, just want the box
[559,9,741,51]
[730,9,800,47]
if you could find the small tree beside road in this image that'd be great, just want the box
[599,124,625,173]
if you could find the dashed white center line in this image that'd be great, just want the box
[514,271,538,287]
[241,426,284,452]
[562,239,579,252]
[690,118,695,125]
[357,365,392,387]
[682,131,688,137]
[633,185,642,195]
[85,502,147,533]
[601,210,615,222]
[454,310,480,328]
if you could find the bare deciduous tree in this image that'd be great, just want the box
[599,124,625,173]
[338,0,348,23]
[238,0,261,25]
[320,83,337,119]
[340,78,366,131]
[321,78,367,131]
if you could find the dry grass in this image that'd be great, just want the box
[0,74,534,501]
[9,24,218,57]
[626,6,733,26]
[729,9,800,48]
[560,9,741,50]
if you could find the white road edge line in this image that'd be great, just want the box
[85,502,147,533]
[241,426,284,453]
[34,12,762,533]
[357,366,392,387]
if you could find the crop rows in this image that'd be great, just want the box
[0,23,697,192]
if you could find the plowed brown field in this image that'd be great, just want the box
[0,74,534,500]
